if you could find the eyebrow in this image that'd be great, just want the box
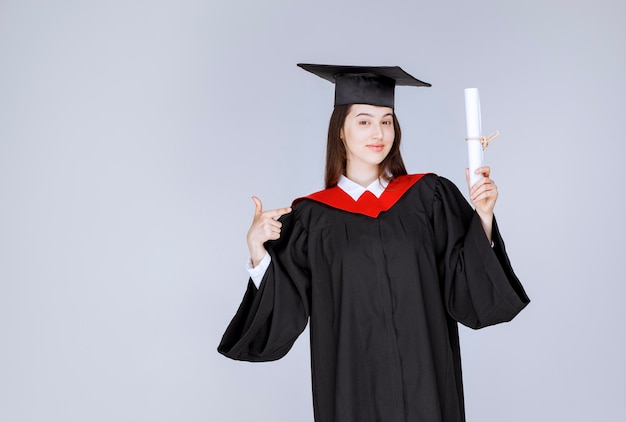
[354,113,394,118]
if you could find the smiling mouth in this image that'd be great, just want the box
[367,145,385,151]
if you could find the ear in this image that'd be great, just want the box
[340,128,344,141]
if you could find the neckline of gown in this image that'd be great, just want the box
[296,173,427,218]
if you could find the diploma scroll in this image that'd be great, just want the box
[464,88,484,188]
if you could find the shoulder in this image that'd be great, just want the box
[290,186,343,216]
[403,173,468,207]
[394,173,433,185]
[289,186,350,223]
[295,185,344,204]
[433,175,465,195]
[408,173,463,192]
[395,172,439,194]
[400,173,437,186]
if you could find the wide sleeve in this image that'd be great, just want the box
[217,208,311,362]
[432,176,529,329]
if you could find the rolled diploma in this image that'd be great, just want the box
[464,88,483,188]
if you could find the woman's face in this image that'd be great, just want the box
[341,104,395,171]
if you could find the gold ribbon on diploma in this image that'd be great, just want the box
[465,130,500,150]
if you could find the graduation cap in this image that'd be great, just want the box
[297,63,431,108]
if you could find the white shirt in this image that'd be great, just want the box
[247,175,389,287]
[337,175,388,201]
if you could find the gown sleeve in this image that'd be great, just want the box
[218,208,311,362]
[432,176,529,329]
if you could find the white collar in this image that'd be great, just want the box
[337,175,389,200]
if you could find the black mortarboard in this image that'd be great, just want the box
[297,63,431,108]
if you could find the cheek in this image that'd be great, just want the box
[342,126,355,143]
[385,127,395,141]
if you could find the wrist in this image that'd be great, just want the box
[476,210,493,225]
[475,210,494,244]
[249,245,267,267]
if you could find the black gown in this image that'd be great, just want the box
[218,173,529,422]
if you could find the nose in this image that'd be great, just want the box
[372,123,383,140]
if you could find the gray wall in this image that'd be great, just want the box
[1,0,624,420]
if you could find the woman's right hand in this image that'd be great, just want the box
[247,196,292,267]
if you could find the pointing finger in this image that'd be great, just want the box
[265,206,292,219]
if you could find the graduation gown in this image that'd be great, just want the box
[218,173,529,422]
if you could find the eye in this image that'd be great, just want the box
[382,120,392,125]
[358,120,369,126]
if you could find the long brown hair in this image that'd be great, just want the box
[325,104,408,188]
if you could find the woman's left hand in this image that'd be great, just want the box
[466,166,498,219]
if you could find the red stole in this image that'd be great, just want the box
[295,174,426,218]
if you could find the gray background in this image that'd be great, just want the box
[1,0,624,421]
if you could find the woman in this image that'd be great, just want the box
[218,64,529,422]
